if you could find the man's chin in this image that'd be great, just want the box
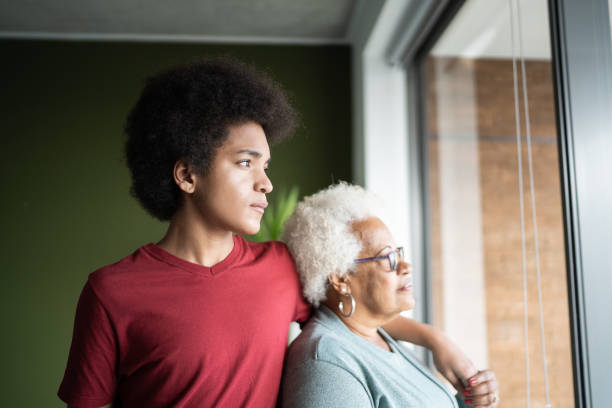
[236,223,261,237]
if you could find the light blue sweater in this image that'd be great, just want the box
[281,305,467,408]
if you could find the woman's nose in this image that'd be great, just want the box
[398,261,412,275]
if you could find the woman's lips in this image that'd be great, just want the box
[398,279,413,291]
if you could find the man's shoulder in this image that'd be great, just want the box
[87,245,153,292]
[242,238,296,271]
[243,237,290,257]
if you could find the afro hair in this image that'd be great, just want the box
[125,57,297,221]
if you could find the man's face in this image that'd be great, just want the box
[192,121,272,236]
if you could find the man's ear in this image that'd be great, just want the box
[173,160,197,194]
[328,273,351,295]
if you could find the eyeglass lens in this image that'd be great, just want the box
[387,247,405,271]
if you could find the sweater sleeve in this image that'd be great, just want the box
[456,394,470,408]
[280,359,372,408]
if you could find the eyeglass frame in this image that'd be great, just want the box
[354,247,405,271]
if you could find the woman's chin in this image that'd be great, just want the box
[401,296,415,311]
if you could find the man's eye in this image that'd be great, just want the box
[238,160,250,167]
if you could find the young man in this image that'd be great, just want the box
[58,58,487,407]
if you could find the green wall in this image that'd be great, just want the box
[0,40,352,406]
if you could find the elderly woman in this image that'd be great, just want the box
[280,183,498,408]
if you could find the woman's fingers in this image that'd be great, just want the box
[465,391,499,407]
[463,369,499,407]
[468,368,496,387]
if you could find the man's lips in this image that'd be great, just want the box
[250,203,268,214]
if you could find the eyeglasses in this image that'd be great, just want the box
[354,247,405,271]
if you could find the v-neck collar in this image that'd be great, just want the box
[142,235,244,276]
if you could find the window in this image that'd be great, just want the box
[419,0,574,406]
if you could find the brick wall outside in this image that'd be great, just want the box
[426,57,574,408]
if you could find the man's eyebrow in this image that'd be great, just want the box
[236,149,271,164]
[235,149,262,158]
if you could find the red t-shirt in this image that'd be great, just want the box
[58,236,311,408]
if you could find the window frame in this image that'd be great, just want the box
[547,0,612,406]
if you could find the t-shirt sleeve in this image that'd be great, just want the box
[280,360,372,408]
[279,242,312,323]
[293,290,312,324]
[58,280,117,407]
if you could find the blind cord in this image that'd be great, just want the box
[508,0,530,405]
[510,0,553,406]
[515,0,553,406]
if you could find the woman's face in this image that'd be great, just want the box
[349,217,414,319]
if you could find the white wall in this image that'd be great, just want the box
[350,0,412,259]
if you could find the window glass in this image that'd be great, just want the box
[423,0,574,406]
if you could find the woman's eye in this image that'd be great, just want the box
[238,160,250,167]
[380,255,393,270]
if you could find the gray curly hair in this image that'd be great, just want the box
[281,182,385,306]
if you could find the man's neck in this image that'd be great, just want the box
[157,208,234,267]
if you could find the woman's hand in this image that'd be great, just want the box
[462,370,499,407]
[429,333,499,406]
[429,329,477,393]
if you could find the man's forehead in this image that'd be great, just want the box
[219,136,271,157]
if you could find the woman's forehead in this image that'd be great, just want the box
[352,217,394,250]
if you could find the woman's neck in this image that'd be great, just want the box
[323,297,393,352]
[157,208,234,267]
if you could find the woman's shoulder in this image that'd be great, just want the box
[286,309,366,374]
[281,311,374,408]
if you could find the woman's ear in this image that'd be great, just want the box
[173,160,196,194]
[328,273,351,295]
